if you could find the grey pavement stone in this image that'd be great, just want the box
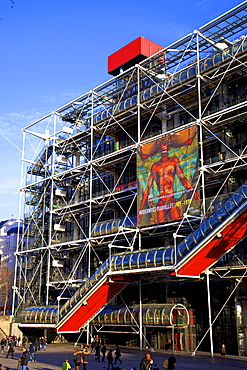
[1,344,247,370]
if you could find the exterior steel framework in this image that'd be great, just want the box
[14,1,247,355]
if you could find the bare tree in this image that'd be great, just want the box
[0,266,14,315]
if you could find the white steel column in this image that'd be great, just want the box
[87,323,90,345]
[206,269,214,357]
[196,31,206,216]
[88,91,94,279]
[139,280,143,350]
[46,113,56,305]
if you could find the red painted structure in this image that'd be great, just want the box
[58,280,125,333]
[56,195,247,332]
[108,36,164,76]
[175,210,247,277]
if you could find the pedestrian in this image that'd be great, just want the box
[91,339,96,352]
[33,338,39,351]
[167,354,176,370]
[29,341,35,362]
[73,348,83,370]
[82,344,90,370]
[19,347,29,370]
[0,363,2,370]
[221,343,226,357]
[62,359,72,370]
[101,343,106,362]
[1,338,6,353]
[140,353,154,370]
[114,344,122,364]
[95,343,100,363]
[106,350,114,370]
[6,339,15,359]
[43,337,47,351]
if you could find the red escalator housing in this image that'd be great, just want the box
[174,210,247,277]
[58,277,127,333]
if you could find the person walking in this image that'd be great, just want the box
[62,359,72,370]
[221,343,226,357]
[29,341,35,362]
[106,350,114,370]
[140,353,153,370]
[1,338,6,353]
[167,354,176,370]
[101,343,106,362]
[6,339,15,359]
[95,343,100,363]
[19,347,29,370]
[43,337,47,351]
[114,344,122,364]
[82,345,90,370]
[73,348,83,370]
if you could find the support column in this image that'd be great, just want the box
[87,323,90,345]
[139,280,143,351]
[206,270,214,357]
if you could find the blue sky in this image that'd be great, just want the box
[0,0,243,220]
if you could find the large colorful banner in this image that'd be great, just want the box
[137,126,200,226]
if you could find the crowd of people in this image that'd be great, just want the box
[0,336,47,370]
[0,333,179,370]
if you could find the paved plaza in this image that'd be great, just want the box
[1,343,247,370]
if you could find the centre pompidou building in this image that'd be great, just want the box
[14,2,247,356]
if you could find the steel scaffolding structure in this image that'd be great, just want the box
[14,0,247,355]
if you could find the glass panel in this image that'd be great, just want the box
[150,85,157,95]
[204,57,213,69]
[185,234,196,251]
[125,98,131,108]
[232,192,245,206]
[100,223,107,235]
[164,248,174,265]
[154,309,162,325]
[102,110,107,119]
[144,89,150,99]
[119,101,125,111]
[146,309,154,324]
[162,309,170,325]
[155,249,164,266]
[107,107,113,117]
[215,206,228,221]
[193,228,204,242]
[180,70,187,82]
[240,184,247,198]
[138,252,146,268]
[125,309,132,324]
[123,254,131,269]
[118,308,125,325]
[208,213,220,228]
[158,82,164,91]
[112,310,118,324]
[114,255,123,270]
[213,53,223,65]
[200,219,212,236]
[224,200,237,214]
[177,241,188,258]
[173,74,179,84]
[131,308,138,325]
[146,250,156,267]
[188,65,196,77]
[130,252,139,269]
[131,95,137,105]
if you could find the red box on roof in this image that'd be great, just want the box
[108,36,164,76]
